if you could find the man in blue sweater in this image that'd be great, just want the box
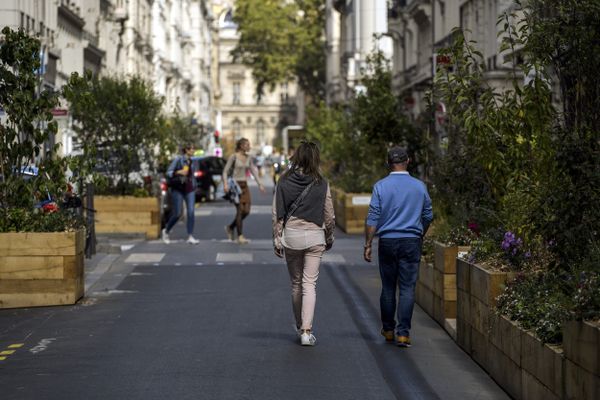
[364,147,433,347]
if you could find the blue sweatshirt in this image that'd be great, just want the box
[366,172,433,239]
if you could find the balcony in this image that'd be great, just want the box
[58,0,85,30]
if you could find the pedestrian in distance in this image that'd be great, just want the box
[162,144,200,245]
[223,138,266,244]
[364,146,433,348]
[272,141,335,346]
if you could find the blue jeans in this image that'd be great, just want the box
[165,190,195,235]
[378,237,422,337]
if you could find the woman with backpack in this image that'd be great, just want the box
[162,144,199,244]
[222,138,265,244]
[272,141,335,346]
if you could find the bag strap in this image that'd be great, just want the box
[283,180,316,227]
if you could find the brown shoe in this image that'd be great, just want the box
[381,329,394,342]
[396,335,411,347]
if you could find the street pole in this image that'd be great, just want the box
[281,125,303,155]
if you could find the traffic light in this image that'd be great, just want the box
[214,130,220,144]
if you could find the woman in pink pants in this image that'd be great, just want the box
[272,141,335,346]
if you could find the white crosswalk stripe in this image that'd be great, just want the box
[125,253,165,263]
[216,253,253,262]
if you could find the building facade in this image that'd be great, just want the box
[151,0,212,125]
[211,0,298,156]
[386,0,516,118]
[0,0,214,156]
[325,0,393,104]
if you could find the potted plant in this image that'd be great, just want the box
[63,74,164,239]
[0,28,86,308]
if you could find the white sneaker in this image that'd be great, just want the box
[300,331,316,346]
[187,235,199,244]
[161,229,170,244]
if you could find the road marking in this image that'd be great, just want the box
[323,254,346,263]
[0,350,16,355]
[0,356,6,361]
[8,344,24,349]
[130,272,154,276]
[125,253,165,263]
[121,244,135,251]
[197,209,213,216]
[216,253,253,262]
[30,338,56,354]
[175,263,182,266]
[196,262,204,266]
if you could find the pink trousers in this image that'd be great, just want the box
[285,244,326,331]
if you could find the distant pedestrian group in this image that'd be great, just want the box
[164,139,432,348]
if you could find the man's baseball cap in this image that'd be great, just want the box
[387,146,408,164]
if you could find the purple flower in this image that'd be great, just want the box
[512,248,518,256]
[524,251,531,258]
[504,231,515,242]
[501,240,511,250]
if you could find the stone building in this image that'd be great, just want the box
[211,0,298,156]
[325,0,392,104]
[0,0,215,156]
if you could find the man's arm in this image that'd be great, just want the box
[421,189,433,237]
[364,225,376,262]
[364,185,380,262]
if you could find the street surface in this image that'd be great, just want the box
[0,176,509,400]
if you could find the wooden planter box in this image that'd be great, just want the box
[0,230,85,308]
[95,196,160,239]
[331,187,371,234]
[456,259,515,367]
[487,314,565,399]
[416,260,435,318]
[563,320,600,400]
[431,242,471,326]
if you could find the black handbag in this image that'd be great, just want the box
[168,158,189,192]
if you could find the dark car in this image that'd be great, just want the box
[191,156,226,202]
[160,155,226,228]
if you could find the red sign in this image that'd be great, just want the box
[51,108,68,116]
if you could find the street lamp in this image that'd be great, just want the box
[281,125,303,155]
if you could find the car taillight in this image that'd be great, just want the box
[194,170,204,178]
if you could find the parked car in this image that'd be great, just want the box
[191,156,226,202]
[159,156,226,228]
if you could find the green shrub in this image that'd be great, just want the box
[0,207,83,233]
[306,50,428,193]
[497,272,572,344]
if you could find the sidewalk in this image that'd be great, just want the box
[83,235,144,293]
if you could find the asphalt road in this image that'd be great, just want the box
[0,177,510,400]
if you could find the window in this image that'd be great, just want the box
[256,119,265,144]
[233,82,241,105]
[280,82,289,104]
[232,119,241,138]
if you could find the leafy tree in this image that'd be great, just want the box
[157,111,204,172]
[232,0,326,101]
[523,0,600,266]
[63,74,164,195]
[434,18,555,236]
[307,50,427,192]
[0,28,83,232]
[0,28,58,209]
[435,0,600,271]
